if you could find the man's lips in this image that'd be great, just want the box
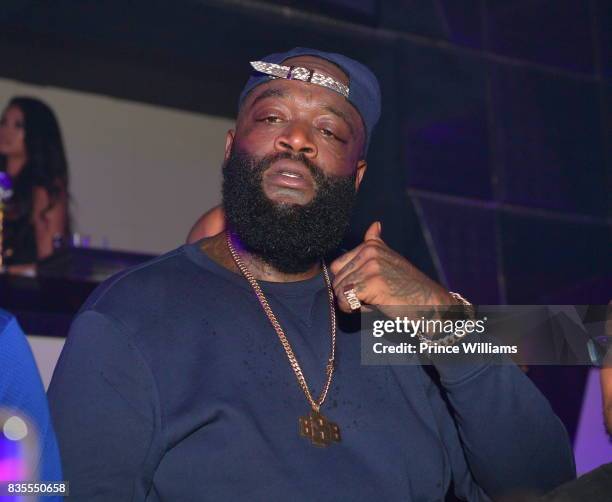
[264,160,314,190]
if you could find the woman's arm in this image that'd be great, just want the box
[602,367,612,436]
[31,185,67,260]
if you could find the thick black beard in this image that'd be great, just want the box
[222,147,357,274]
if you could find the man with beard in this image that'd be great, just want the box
[48,48,574,501]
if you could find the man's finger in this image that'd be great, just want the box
[329,221,382,275]
[335,279,367,313]
[335,282,357,313]
[334,271,380,313]
[364,221,383,242]
[330,242,367,275]
[332,247,367,287]
[334,239,390,287]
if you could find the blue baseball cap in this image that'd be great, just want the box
[238,47,381,154]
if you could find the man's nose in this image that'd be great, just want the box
[274,122,317,158]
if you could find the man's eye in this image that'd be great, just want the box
[320,128,346,143]
[261,116,281,124]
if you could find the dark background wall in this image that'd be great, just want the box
[1,0,610,437]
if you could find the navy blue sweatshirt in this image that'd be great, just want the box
[48,242,575,501]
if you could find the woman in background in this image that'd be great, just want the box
[0,97,70,275]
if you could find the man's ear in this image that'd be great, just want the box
[224,130,235,163]
[355,160,367,190]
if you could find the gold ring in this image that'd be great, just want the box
[343,288,361,310]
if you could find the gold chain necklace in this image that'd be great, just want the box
[226,231,341,447]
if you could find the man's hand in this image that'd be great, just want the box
[330,222,457,315]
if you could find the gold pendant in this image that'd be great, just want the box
[299,410,341,447]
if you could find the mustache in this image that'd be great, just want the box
[260,151,320,176]
[234,149,331,184]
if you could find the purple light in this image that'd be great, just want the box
[0,435,26,482]
[573,368,612,474]
[0,173,11,191]
[0,172,13,202]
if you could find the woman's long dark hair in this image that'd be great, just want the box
[1,96,70,226]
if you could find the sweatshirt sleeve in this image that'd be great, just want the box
[47,310,162,501]
[435,356,576,500]
[0,312,63,487]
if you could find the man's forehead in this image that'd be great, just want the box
[247,78,351,110]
